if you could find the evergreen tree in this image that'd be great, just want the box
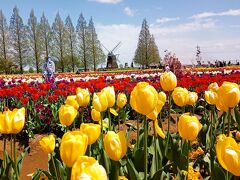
[40,12,52,59]
[0,10,12,74]
[52,12,67,72]
[87,17,105,71]
[65,15,77,72]
[9,6,28,73]
[133,19,160,68]
[76,13,89,71]
[27,9,42,73]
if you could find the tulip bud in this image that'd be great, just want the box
[0,107,25,134]
[102,86,116,108]
[117,93,127,109]
[91,109,101,122]
[76,88,90,107]
[104,131,127,161]
[60,131,88,167]
[80,123,101,145]
[39,134,55,154]
[92,92,108,112]
[130,82,158,116]
[160,71,177,92]
[65,95,79,110]
[178,113,202,141]
[208,82,219,92]
[172,87,189,107]
[71,156,107,180]
[216,134,240,176]
[204,90,218,105]
[59,105,78,126]
[187,92,198,106]
[217,82,240,108]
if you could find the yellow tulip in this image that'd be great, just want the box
[91,109,101,122]
[60,131,88,167]
[172,87,189,107]
[92,92,108,112]
[217,81,240,108]
[0,107,25,134]
[119,176,128,180]
[187,92,198,106]
[178,113,202,141]
[104,131,127,161]
[130,82,158,116]
[216,98,228,112]
[110,108,118,116]
[71,156,107,180]
[204,90,218,105]
[154,120,165,139]
[80,123,101,145]
[117,93,127,109]
[102,86,116,108]
[147,92,166,120]
[65,95,79,110]
[59,105,78,126]
[208,82,219,92]
[76,88,90,107]
[39,134,55,154]
[216,134,240,176]
[160,71,177,92]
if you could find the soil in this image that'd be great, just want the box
[0,114,183,180]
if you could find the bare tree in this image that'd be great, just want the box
[133,19,160,68]
[27,9,42,72]
[65,15,77,72]
[76,13,89,71]
[87,17,105,71]
[9,6,28,73]
[52,12,67,72]
[40,12,52,59]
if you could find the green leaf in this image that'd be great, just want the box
[17,146,30,174]
[212,163,226,180]
[133,148,144,172]
[126,157,140,180]
[234,106,240,130]
[99,149,110,174]
[32,169,53,180]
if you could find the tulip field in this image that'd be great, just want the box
[0,66,240,180]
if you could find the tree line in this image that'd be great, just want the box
[0,6,105,74]
[0,6,161,74]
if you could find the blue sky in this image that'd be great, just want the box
[1,0,240,65]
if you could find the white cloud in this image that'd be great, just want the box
[156,17,180,24]
[123,7,135,17]
[191,9,240,19]
[88,0,122,4]
[95,20,239,66]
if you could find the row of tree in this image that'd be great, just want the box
[0,6,105,74]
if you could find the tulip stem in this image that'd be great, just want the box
[137,117,139,149]
[13,135,19,180]
[210,108,214,178]
[51,154,60,180]
[108,108,111,131]
[186,140,190,180]
[144,116,148,180]
[3,136,6,169]
[66,167,72,180]
[227,109,231,136]
[110,160,119,180]
[101,112,104,147]
[87,145,91,156]
[167,94,171,133]
[153,121,158,170]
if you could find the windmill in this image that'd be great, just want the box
[102,42,121,69]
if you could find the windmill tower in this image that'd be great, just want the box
[102,42,121,69]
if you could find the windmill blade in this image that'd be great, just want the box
[111,41,121,53]
[101,43,110,53]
